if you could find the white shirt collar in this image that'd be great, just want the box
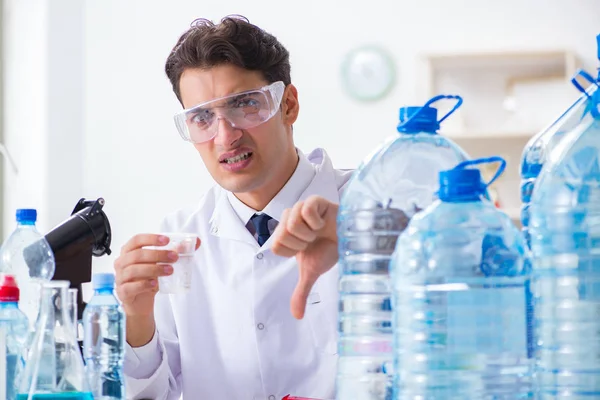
[227,149,316,226]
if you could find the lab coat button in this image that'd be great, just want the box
[257,323,265,330]
[268,396,276,400]
[256,253,264,260]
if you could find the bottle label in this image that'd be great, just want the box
[446,284,528,355]
[0,326,6,400]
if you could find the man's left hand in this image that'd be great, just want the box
[271,195,339,320]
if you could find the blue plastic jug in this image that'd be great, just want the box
[337,95,473,400]
[530,68,600,398]
[392,156,533,399]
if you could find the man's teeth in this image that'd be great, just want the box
[225,152,251,164]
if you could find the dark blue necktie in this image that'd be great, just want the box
[250,213,273,246]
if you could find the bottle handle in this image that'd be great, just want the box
[571,69,599,99]
[572,69,600,120]
[396,94,463,131]
[453,156,507,188]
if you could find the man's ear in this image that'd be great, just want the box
[282,84,299,125]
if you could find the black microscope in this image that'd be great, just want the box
[25,197,112,320]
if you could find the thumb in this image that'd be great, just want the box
[290,267,320,319]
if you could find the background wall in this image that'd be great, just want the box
[3,0,600,275]
[3,0,84,235]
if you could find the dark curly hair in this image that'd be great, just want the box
[165,15,291,105]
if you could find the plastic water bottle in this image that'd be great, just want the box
[337,95,472,400]
[83,273,125,399]
[0,274,29,400]
[520,36,600,247]
[529,70,600,397]
[0,209,55,325]
[391,157,532,399]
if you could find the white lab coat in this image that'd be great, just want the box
[124,148,354,400]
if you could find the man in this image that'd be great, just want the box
[115,15,348,400]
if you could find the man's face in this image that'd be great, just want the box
[178,65,298,195]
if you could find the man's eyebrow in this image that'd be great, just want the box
[225,93,252,104]
[187,106,211,114]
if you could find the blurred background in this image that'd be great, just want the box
[1,0,600,275]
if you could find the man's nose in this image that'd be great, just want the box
[212,117,243,147]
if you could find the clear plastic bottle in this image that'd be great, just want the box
[18,280,92,399]
[391,157,532,399]
[530,70,600,398]
[0,209,55,325]
[83,273,125,400]
[336,95,472,400]
[0,274,29,400]
[520,34,600,247]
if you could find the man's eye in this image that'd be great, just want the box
[234,98,261,109]
[190,110,213,126]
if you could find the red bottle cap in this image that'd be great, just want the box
[0,274,20,302]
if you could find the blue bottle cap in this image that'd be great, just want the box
[439,156,506,202]
[92,273,115,290]
[16,209,37,223]
[398,106,439,133]
[439,168,484,202]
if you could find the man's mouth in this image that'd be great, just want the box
[220,151,253,164]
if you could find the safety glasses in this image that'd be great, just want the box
[174,81,286,143]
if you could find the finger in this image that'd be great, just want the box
[301,197,327,231]
[116,263,173,284]
[276,233,308,253]
[117,279,158,301]
[272,209,293,257]
[271,208,291,244]
[116,248,178,270]
[121,234,170,254]
[195,237,201,250]
[290,268,320,319]
[286,203,318,242]
[271,239,299,257]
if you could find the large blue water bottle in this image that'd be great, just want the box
[391,157,532,399]
[520,34,600,247]
[529,69,600,397]
[0,274,29,400]
[83,273,125,399]
[336,95,472,400]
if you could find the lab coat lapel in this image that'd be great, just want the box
[209,189,258,247]
[298,148,341,205]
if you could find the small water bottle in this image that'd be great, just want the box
[83,273,126,399]
[0,274,29,400]
[0,209,55,325]
[391,157,533,399]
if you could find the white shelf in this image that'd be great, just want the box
[443,131,535,140]
[419,49,582,136]
[426,50,580,77]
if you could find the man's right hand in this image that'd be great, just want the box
[114,233,200,347]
